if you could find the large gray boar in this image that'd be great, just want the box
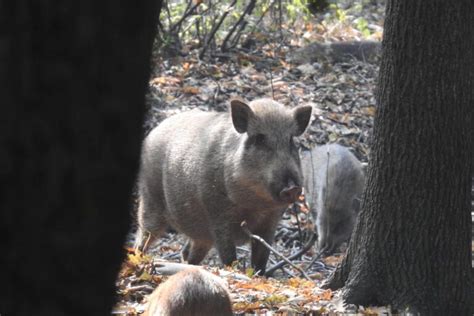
[136,98,312,274]
[301,144,365,255]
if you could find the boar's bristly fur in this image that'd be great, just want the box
[136,98,312,274]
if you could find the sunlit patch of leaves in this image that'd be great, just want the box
[230,276,336,314]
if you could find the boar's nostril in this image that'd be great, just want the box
[279,186,302,203]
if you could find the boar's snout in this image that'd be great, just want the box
[279,180,302,204]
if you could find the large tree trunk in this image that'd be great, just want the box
[0,2,160,315]
[325,1,473,314]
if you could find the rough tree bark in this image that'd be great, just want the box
[325,1,473,314]
[0,1,160,315]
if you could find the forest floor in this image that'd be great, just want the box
[111,2,423,315]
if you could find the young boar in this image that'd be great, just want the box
[136,98,312,274]
[144,267,233,316]
[301,144,365,255]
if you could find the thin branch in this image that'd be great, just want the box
[305,248,325,272]
[153,261,202,275]
[195,3,214,48]
[221,0,257,52]
[228,1,257,49]
[169,1,201,34]
[292,203,303,241]
[278,0,283,39]
[124,284,155,294]
[269,70,274,99]
[241,221,313,281]
[164,0,173,31]
[228,20,247,49]
[195,19,202,46]
[249,0,277,34]
[152,261,251,281]
[199,0,238,59]
[265,232,317,276]
[268,257,296,278]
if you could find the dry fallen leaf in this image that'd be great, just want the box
[363,106,377,116]
[150,76,181,86]
[182,86,200,94]
[314,289,333,301]
[138,271,153,282]
[125,248,153,268]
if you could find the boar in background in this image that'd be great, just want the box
[301,143,365,255]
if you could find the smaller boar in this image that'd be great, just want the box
[301,144,365,255]
[144,267,233,316]
[136,98,312,274]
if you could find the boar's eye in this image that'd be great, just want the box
[246,133,267,149]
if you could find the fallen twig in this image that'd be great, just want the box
[124,284,155,294]
[241,221,313,281]
[265,232,317,276]
[153,261,251,281]
[291,203,303,241]
[305,248,327,272]
[153,261,201,276]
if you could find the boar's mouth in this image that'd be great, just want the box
[233,176,302,206]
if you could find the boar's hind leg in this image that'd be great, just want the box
[328,217,356,254]
[318,217,354,255]
[317,228,336,255]
[135,197,167,252]
[316,215,331,254]
[181,239,212,265]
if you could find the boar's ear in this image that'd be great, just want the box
[230,99,253,133]
[293,105,313,136]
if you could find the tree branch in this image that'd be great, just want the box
[265,232,317,276]
[199,0,237,59]
[241,221,313,281]
[221,0,257,52]
[169,1,201,34]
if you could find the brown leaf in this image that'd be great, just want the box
[182,86,200,94]
[319,289,333,301]
[150,76,181,86]
[363,106,377,116]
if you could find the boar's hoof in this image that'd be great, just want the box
[279,186,302,203]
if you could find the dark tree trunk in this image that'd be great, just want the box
[325,1,473,314]
[0,1,160,315]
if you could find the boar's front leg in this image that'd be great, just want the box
[213,225,237,267]
[251,224,278,275]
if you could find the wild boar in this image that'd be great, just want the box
[144,267,232,316]
[301,143,365,255]
[136,98,312,274]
